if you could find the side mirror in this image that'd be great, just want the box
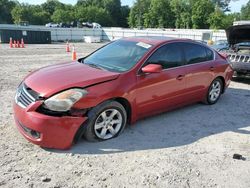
[141,64,162,73]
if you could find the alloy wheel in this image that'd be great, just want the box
[209,80,221,102]
[94,109,123,139]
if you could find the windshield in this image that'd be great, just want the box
[83,40,153,72]
[214,40,228,45]
[236,42,250,46]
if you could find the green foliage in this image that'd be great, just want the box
[51,9,74,23]
[0,0,248,29]
[192,0,215,29]
[120,5,130,27]
[103,0,122,26]
[0,0,16,24]
[144,0,175,28]
[75,6,113,26]
[241,0,250,20]
[41,0,64,15]
[211,0,231,12]
[170,0,192,29]
[11,4,50,25]
[208,6,226,29]
[208,5,238,29]
[223,13,240,28]
[128,0,151,27]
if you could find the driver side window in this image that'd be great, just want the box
[146,43,184,69]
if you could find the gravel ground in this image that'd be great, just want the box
[0,42,250,188]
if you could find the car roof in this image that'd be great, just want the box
[122,36,191,45]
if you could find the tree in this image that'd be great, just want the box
[211,0,231,12]
[192,0,215,29]
[103,0,122,26]
[75,6,113,26]
[171,0,192,29]
[144,0,175,28]
[120,6,130,27]
[76,0,103,7]
[41,0,64,15]
[51,9,74,23]
[0,0,16,24]
[31,5,50,25]
[11,4,31,24]
[11,4,50,25]
[241,0,250,20]
[208,5,226,29]
[223,13,240,28]
[128,0,151,28]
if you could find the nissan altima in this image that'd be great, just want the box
[13,36,233,149]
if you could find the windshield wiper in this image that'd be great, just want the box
[86,63,106,70]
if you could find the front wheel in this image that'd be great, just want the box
[84,101,127,142]
[206,78,223,105]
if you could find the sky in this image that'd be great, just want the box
[18,0,247,13]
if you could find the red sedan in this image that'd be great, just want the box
[13,37,233,149]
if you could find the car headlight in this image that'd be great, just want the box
[43,89,88,112]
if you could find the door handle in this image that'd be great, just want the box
[210,66,215,71]
[176,75,185,80]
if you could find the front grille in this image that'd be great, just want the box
[15,84,37,108]
[228,54,250,63]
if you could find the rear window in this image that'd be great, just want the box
[182,43,208,64]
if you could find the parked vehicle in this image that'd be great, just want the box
[196,40,207,45]
[210,40,229,52]
[82,22,101,29]
[225,24,250,76]
[92,22,101,29]
[59,22,71,28]
[13,36,233,149]
[82,22,93,28]
[45,23,59,28]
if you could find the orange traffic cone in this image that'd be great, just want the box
[72,45,77,61]
[66,41,70,52]
[17,40,20,48]
[21,38,25,48]
[14,40,17,48]
[9,37,13,48]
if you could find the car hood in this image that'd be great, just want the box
[226,25,250,45]
[24,62,120,97]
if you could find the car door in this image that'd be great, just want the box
[135,42,188,118]
[181,42,216,101]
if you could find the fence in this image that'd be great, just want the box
[0,24,227,43]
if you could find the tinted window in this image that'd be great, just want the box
[206,48,214,61]
[147,43,183,69]
[183,43,207,64]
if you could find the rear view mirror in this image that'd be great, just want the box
[142,64,162,73]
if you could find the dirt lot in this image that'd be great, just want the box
[0,42,250,188]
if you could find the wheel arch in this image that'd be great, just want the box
[73,97,132,143]
[112,97,132,124]
[215,76,226,93]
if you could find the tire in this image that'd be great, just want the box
[83,100,127,142]
[206,78,223,105]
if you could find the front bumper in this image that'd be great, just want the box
[231,61,250,74]
[13,102,87,149]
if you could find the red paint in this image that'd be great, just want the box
[13,37,233,149]
[142,64,163,73]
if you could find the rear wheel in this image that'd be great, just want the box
[206,78,223,105]
[84,101,127,142]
